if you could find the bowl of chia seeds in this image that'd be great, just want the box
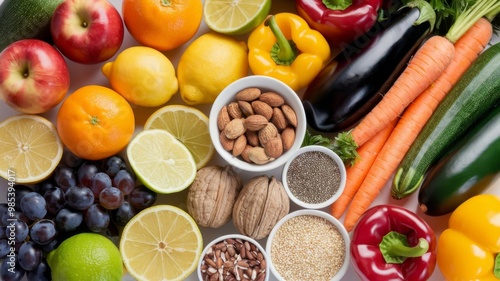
[266,209,350,281]
[281,145,346,209]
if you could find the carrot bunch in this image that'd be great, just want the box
[329,0,498,231]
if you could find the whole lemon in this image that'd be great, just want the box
[177,32,248,105]
[47,233,123,281]
[102,46,178,107]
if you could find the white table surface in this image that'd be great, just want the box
[0,0,499,280]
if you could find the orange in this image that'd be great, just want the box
[56,85,135,161]
[122,0,203,51]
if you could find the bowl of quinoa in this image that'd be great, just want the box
[282,145,346,209]
[265,209,350,281]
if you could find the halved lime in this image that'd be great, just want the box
[203,0,271,35]
[126,129,197,194]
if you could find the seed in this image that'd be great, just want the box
[286,151,341,204]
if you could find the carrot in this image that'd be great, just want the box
[330,119,397,219]
[342,18,493,231]
[333,0,500,166]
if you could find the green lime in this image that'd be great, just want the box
[203,0,271,35]
[46,233,123,281]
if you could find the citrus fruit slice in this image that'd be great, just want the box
[120,205,203,281]
[0,114,63,184]
[203,0,271,35]
[126,129,197,194]
[144,105,214,170]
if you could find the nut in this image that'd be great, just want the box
[263,136,283,158]
[238,101,254,117]
[187,165,242,228]
[271,107,287,131]
[259,92,285,107]
[218,106,231,131]
[227,102,243,119]
[248,147,273,165]
[281,126,295,151]
[258,123,278,145]
[245,130,259,147]
[235,87,261,101]
[220,131,235,151]
[224,118,246,140]
[240,145,254,162]
[232,135,247,157]
[251,101,273,121]
[281,104,298,127]
[232,175,290,240]
[244,115,268,131]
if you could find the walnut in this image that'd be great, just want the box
[232,175,290,240]
[187,165,242,228]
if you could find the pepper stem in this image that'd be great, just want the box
[265,16,298,66]
[322,0,352,10]
[379,231,429,264]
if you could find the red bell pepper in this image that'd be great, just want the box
[350,205,436,281]
[296,0,381,47]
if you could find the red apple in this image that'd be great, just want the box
[0,39,70,114]
[50,0,124,64]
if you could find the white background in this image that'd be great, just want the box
[0,0,499,280]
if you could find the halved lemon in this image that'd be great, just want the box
[126,129,197,194]
[144,105,214,170]
[0,114,63,184]
[203,0,271,35]
[120,205,203,281]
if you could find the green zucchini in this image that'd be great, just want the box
[391,41,500,199]
[418,105,500,216]
[0,0,64,51]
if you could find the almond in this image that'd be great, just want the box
[271,107,287,131]
[264,136,283,158]
[232,134,247,157]
[220,131,234,151]
[248,146,274,165]
[244,115,268,131]
[224,118,246,140]
[240,145,254,163]
[245,130,259,146]
[281,127,295,151]
[227,102,243,119]
[217,106,231,131]
[235,87,261,101]
[251,100,273,120]
[281,104,298,127]
[238,101,254,117]
[258,123,278,145]
[259,92,284,107]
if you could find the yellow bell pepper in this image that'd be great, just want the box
[437,194,500,281]
[247,13,331,91]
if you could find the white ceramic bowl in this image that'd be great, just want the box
[209,75,306,173]
[266,209,350,281]
[197,233,270,281]
[282,145,346,209]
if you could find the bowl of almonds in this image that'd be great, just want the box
[209,75,306,173]
[198,234,269,281]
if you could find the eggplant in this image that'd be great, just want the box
[302,4,433,133]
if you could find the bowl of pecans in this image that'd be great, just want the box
[266,209,350,281]
[209,75,307,173]
[198,234,270,281]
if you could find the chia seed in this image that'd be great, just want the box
[286,151,340,204]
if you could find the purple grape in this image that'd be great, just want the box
[55,208,83,232]
[84,204,110,233]
[18,241,42,271]
[43,187,66,215]
[0,204,8,227]
[14,185,34,211]
[77,162,99,187]
[27,258,51,281]
[54,166,76,192]
[103,155,127,177]
[112,169,136,195]
[65,186,94,211]
[111,201,137,227]
[90,172,112,198]
[0,239,9,259]
[129,185,157,210]
[30,219,57,246]
[20,192,47,221]
[34,180,56,196]
[0,258,25,281]
[99,187,124,210]
[5,219,29,242]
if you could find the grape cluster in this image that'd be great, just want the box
[0,155,157,281]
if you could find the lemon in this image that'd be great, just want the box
[0,114,63,184]
[177,32,248,105]
[102,46,179,107]
[204,0,271,35]
[144,105,214,170]
[126,129,197,194]
[46,233,123,281]
[120,205,203,281]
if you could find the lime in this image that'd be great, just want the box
[144,105,214,170]
[0,114,63,184]
[126,129,197,194]
[46,233,123,281]
[120,205,203,281]
[203,0,271,35]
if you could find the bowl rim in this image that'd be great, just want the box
[209,75,306,173]
[265,209,351,281]
[281,145,347,209]
[197,233,270,281]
